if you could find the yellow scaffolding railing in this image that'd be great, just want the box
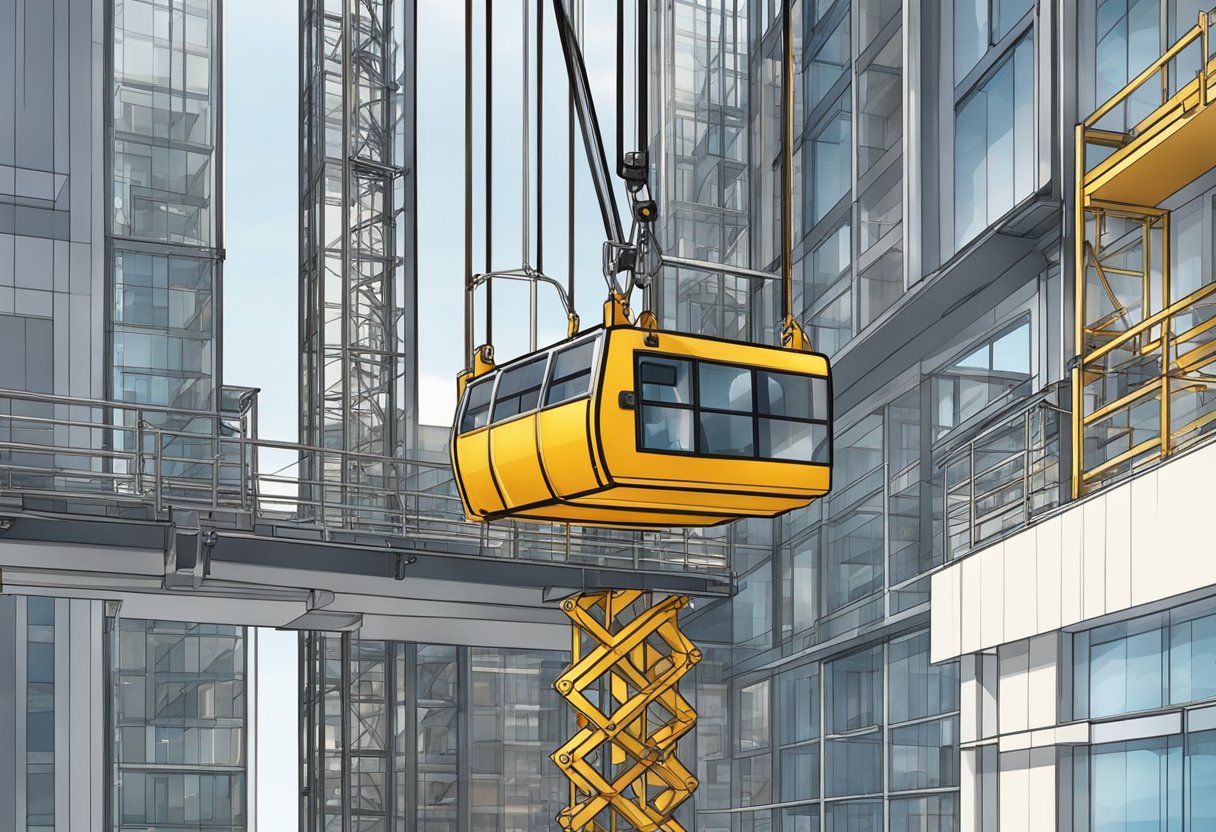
[1074,10,1216,498]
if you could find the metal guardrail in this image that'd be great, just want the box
[0,388,731,575]
[940,387,1066,560]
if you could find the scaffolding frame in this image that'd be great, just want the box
[301,0,416,523]
[1073,10,1216,498]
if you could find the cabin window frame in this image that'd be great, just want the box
[634,353,832,465]
[454,331,605,435]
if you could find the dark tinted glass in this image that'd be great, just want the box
[492,356,548,422]
[459,380,493,433]
[545,340,596,406]
[640,357,692,404]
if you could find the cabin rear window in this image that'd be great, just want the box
[460,379,493,432]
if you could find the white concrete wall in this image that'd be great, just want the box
[932,439,1216,664]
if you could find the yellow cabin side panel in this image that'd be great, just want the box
[537,401,602,498]
[506,501,733,528]
[571,486,806,516]
[452,430,505,517]
[488,415,552,509]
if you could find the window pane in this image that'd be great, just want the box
[993,0,1032,42]
[812,92,852,225]
[459,380,492,432]
[737,680,771,752]
[808,15,849,112]
[777,663,819,744]
[700,364,753,412]
[641,406,693,452]
[859,0,900,49]
[889,716,959,791]
[859,163,902,252]
[827,800,882,832]
[700,412,755,457]
[859,244,903,327]
[807,221,851,305]
[780,744,820,801]
[888,632,960,723]
[890,794,959,832]
[1091,737,1183,831]
[492,357,547,422]
[858,31,903,176]
[1189,730,1216,829]
[1170,611,1216,705]
[825,733,882,797]
[639,357,692,404]
[544,340,596,406]
[758,372,828,420]
[759,419,829,463]
[954,0,986,82]
[735,563,773,651]
[827,646,883,733]
[1090,624,1165,717]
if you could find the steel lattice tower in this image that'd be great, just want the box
[301,0,416,521]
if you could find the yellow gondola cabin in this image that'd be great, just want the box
[451,324,832,527]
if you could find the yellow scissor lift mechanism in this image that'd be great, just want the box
[451,0,822,827]
[1074,9,1216,500]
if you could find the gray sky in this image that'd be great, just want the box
[221,2,634,827]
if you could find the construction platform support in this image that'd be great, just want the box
[553,591,700,832]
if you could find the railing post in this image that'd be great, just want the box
[212,453,220,510]
[153,429,163,516]
[968,445,977,551]
[134,411,145,495]
[1023,410,1032,524]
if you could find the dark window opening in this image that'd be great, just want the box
[491,357,548,423]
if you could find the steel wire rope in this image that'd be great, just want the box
[486,0,494,345]
[464,0,475,363]
[780,0,795,325]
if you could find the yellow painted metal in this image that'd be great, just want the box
[450,323,832,527]
[1073,10,1216,496]
[552,590,700,832]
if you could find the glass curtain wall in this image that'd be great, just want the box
[300,636,568,832]
[795,0,905,357]
[111,620,247,832]
[110,0,221,419]
[654,0,754,340]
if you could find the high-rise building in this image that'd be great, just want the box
[4,1,1216,831]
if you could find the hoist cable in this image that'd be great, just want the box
[464,0,474,363]
[537,0,544,275]
[636,0,647,155]
[615,0,625,175]
[566,1,576,311]
[780,0,795,324]
[551,0,625,245]
[485,0,494,344]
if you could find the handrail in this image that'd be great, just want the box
[1084,11,1212,130]
[1082,281,1216,365]
[0,386,731,574]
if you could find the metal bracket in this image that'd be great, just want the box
[163,508,208,590]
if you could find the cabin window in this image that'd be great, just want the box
[460,379,493,432]
[492,356,548,423]
[545,340,596,406]
[639,358,695,452]
[636,356,831,463]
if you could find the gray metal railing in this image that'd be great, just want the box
[0,388,731,575]
[940,386,1066,560]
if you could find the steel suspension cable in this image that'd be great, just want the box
[636,0,647,154]
[485,0,494,345]
[523,0,535,349]
[780,0,795,324]
[566,1,576,311]
[464,0,474,363]
[537,0,544,277]
[615,0,625,175]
